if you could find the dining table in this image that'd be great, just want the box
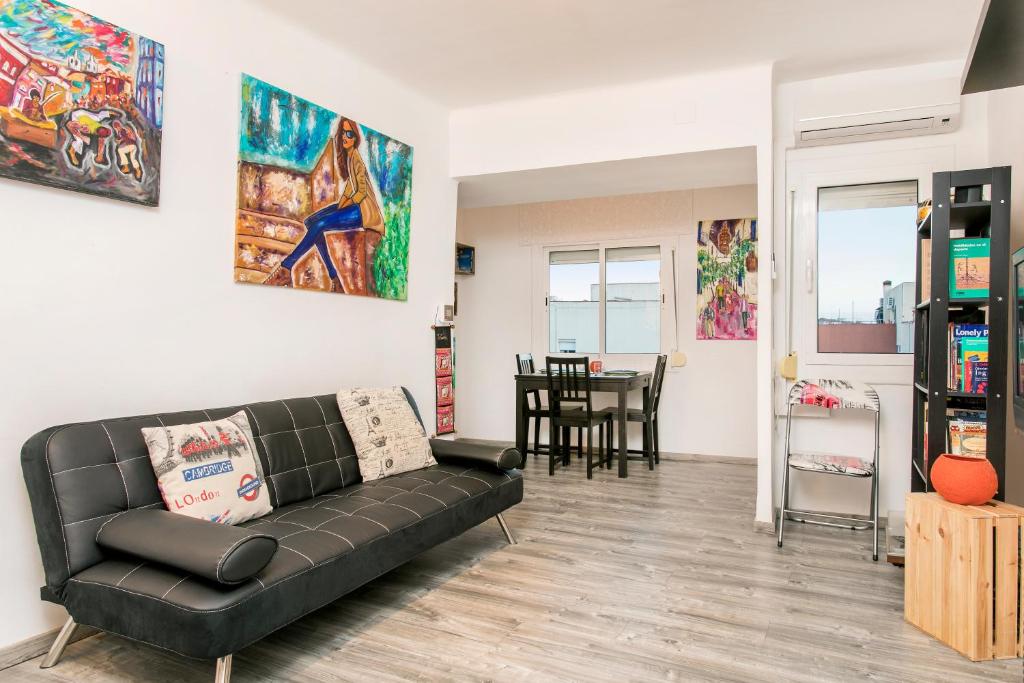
[514,371,653,478]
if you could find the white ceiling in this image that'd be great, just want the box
[457,147,757,209]
[257,0,983,108]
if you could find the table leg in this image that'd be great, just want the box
[642,384,653,470]
[617,385,628,478]
[515,383,527,468]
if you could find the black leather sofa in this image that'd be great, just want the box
[21,390,522,682]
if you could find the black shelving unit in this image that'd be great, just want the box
[911,167,1011,498]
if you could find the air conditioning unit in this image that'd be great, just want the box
[794,103,961,147]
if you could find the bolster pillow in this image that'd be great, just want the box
[97,509,277,584]
[429,439,521,470]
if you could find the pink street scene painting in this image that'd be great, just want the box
[696,218,758,341]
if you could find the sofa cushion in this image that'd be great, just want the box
[96,509,278,584]
[141,411,272,524]
[61,464,522,659]
[336,387,436,481]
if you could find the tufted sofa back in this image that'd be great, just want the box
[21,389,424,599]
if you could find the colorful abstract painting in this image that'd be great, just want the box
[0,0,163,205]
[235,74,413,299]
[696,218,757,340]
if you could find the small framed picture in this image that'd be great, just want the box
[456,243,475,275]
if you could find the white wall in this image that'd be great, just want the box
[771,61,992,519]
[0,0,457,651]
[450,64,773,178]
[450,64,776,522]
[456,185,758,461]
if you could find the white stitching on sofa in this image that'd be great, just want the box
[405,490,448,508]
[277,545,315,566]
[459,475,494,490]
[244,407,263,433]
[315,398,347,487]
[67,510,122,526]
[257,422,346,439]
[94,510,128,539]
[161,576,189,599]
[280,401,316,498]
[44,426,74,580]
[314,528,356,549]
[53,455,150,475]
[384,502,423,519]
[117,562,145,586]
[312,513,348,529]
[101,423,132,507]
[442,481,472,497]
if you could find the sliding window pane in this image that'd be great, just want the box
[817,181,917,353]
[606,246,660,353]
[549,250,599,353]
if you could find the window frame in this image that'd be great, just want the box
[537,237,674,359]
[789,146,951,383]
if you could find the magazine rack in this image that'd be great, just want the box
[911,167,1011,499]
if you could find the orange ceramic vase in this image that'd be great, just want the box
[930,454,998,505]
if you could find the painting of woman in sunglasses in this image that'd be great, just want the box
[266,117,385,293]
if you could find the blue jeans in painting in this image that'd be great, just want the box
[282,204,363,279]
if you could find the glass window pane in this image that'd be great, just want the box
[817,180,917,353]
[606,246,660,353]
[549,250,599,353]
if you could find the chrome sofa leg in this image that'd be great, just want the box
[495,513,517,545]
[39,617,77,669]
[215,655,232,683]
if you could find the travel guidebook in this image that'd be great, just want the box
[961,337,989,394]
[947,323,988,391]
[949,238,991,299]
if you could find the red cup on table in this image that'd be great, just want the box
[590,360,603,374]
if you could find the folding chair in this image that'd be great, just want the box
[777,378,881,561]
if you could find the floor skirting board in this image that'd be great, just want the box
[0,621,97,671]
[463,438,757,466]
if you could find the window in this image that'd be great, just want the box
[547,244,663,355]
[816,180,918,354]
[548,249,599,353]
[606,246,661,353]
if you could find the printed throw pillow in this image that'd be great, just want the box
[336,387,437,482]
[141,411,273,524]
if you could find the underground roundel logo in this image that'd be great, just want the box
[237,474,262,501]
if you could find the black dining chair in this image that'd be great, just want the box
[546,356,613,478]
[516,353,549,461]
[600,354,667,470]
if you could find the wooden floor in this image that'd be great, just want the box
[5,456,1021,682]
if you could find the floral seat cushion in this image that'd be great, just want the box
[788,452,874,477]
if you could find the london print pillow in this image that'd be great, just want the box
[336,387,437,481]
[141,411,273,524]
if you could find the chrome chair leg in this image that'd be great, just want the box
[871,411,881,562]
[39,617,77,669]
[215,655,232,683]
[777,406,793,549]
[495,513,517,544]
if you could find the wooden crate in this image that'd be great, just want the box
[904,492,1024,660]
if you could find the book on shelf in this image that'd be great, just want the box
[947,323,988,391]
[961,337,989,394]
[946,408,987,457]
[919,238,931,302]
[949,238,991,299]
